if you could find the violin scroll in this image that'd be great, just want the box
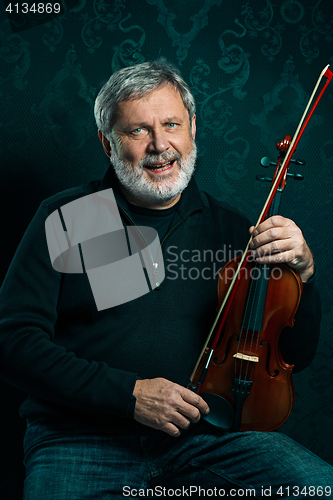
[276,135,292,154]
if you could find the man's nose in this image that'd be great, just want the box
[146,128,169,154]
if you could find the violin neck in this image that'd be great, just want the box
[267,188,282,218]
[241,188,283,332]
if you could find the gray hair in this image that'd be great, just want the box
[94,60,196,139]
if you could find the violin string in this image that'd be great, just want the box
[246,263,267,382]
[243,266,259,382]
[235,275,251,381]
[235,261,266,383]
[234,262,258,382]
[234,273,249,381]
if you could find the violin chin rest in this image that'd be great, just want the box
[200,393,234,431]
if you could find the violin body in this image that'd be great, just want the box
[189,66,332,433]
[192,257,303,432]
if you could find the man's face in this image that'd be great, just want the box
[99,83,197,208]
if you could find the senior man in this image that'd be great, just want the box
[0,60,332,499]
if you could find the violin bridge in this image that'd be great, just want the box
[233,353,259,363]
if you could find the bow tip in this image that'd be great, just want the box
[323,64,333,80]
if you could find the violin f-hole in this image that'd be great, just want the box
[213,333,239,366]
[260,340,279,378]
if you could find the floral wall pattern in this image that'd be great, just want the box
[1,0,333,497]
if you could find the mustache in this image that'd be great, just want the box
[138,151,181,169]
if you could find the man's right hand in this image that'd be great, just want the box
[133,378,210,437]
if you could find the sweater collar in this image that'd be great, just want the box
[98,165,204,218]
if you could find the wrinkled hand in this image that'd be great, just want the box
[249,215,314,282]
[133,378,210,437]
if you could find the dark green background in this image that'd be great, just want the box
[1,0,333,497]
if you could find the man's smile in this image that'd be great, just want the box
[143,159,177,175]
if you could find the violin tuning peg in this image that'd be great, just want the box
[260,157,276,168]
[286,172,304,181]
[289,158,306,166]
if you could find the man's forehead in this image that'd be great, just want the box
[113,84,188,126]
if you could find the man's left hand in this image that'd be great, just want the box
[249,215,314,282]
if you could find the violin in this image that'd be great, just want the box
[188,65,333,433]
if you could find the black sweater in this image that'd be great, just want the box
[0,168,321,431]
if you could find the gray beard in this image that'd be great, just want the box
[110,141,197,204]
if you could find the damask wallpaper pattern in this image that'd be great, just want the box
[1,0,333,497]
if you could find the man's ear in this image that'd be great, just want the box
[191,115,196,139]
[98,130,111,158]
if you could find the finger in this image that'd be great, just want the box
[256,249,302,265]
[250,228,289,252]
[253,237,300,259]
[175,400,202,424]
[160,386,207,423]
[252,226,302,253]
[289,257,306,270]
[172,413,191,430]
[250,216,294,241]
[255,215,291,235]
[181,388,210,416]
[162,422,182,437]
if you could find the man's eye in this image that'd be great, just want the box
[132,128,144,134]
[167,123,177,128]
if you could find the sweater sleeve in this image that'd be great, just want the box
[0,203,138,418]
[279,270,321,373]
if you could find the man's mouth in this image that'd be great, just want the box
[144,160,176,173]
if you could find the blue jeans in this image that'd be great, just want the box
[23,419,333,499]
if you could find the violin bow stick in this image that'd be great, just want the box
[189,64,333,387]
[259,64,333,224]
